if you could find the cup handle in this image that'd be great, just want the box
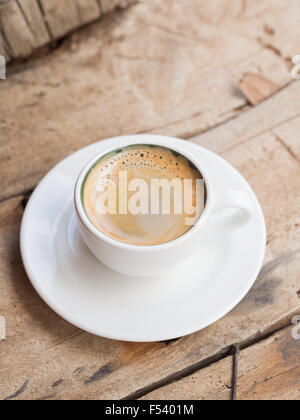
[212,189,254,230]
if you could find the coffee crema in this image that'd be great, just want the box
[82,145,204,246]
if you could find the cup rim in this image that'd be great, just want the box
[74,135,213,251]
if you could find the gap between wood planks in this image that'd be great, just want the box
[122,311,299,400]
[4,0,138,71]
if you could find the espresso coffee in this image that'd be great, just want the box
[82,145,204,246]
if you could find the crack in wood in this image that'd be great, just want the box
[239,0,248,17]
[36,0,54,40]
[2,0,137,63]
[123,347,232,400]
[3,380,29,400]
[142,111,205,138]
[127,305,300,400]
[96,0,104,15]
[73,0,102,26]
[240,310,300,352]
[0,12,13,58]
[52,379,64,388]
[231,344,240,400]
[15,0,36,41]
[45,331,83,351]
[0,1,299,403]
[150,328,290,400]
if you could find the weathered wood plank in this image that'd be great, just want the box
[100,0,124,13]
[100,0,136,13]
[17,0,51,47]
[38,0,104,39]
[141,325,300,400]
[0,0,50,59]
[75,0,102,24]
[0,0,36,58]
[0,0,137,61]
[0,23,11,61]
[141,356,233,400]
[1,123,300,399]
[1,0,298,201]
[1,0,300,401]
[38,0,87,39]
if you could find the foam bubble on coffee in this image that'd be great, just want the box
[83,145,204,246]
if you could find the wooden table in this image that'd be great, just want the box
[1,0,300,400]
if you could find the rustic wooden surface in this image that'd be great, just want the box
[0,0,300,400]
[0,0,136,61]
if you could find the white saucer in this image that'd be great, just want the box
[21,136,266,342]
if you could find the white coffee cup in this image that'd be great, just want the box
[74,135,253,277]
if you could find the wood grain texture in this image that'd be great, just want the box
[38,0,95,39]
[0,0,136,61]
[100,0,137,13]
[0,33,7,58]
[17,0,51,47]
[73,0,102,25]
[1,0,298,201]
[142,356,233,400]
[0,196,164,400]
[100,0,126,13]
[1,112,300,399]
[191,80,300,154]
[141,326,300,400]
[0,0,36,58]
[239,73,279,105]
[1,0,300,401]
